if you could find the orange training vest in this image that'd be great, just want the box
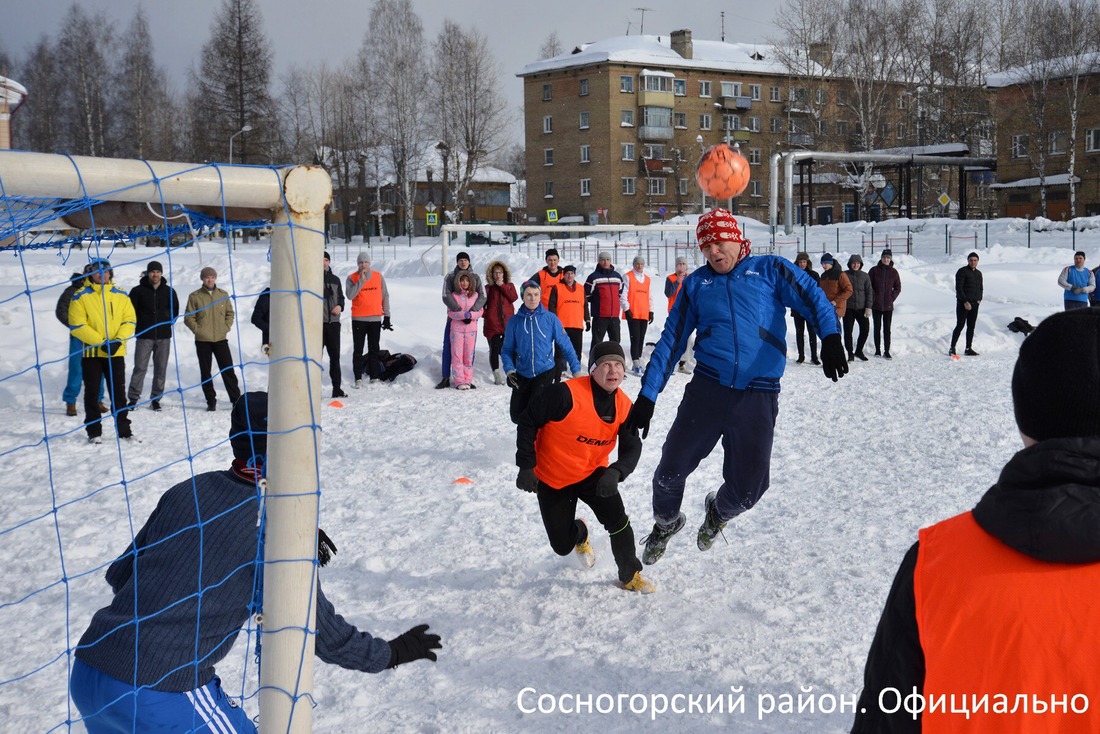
[536,268,565,309]
[350,271,384,318]
[915,511,1100,732]
[534,378,632,489]
[552,281,585,330]
[626,272,651,319]
[666,273,683,313]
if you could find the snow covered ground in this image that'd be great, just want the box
[0,216,1093,732]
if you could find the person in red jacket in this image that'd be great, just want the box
[853,308,1100,733]
[548,265,590,376]
[483,260,518,385]
[515,341,654,594]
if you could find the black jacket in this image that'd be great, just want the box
[954,265,983,304]
[251,288,270,345]
[129,276,180,340]
[323,268,345,324]
[852,438,1100,733]
[56,272,86,327]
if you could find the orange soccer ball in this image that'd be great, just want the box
[695,143,750,200]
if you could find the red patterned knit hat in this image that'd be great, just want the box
[697,208,751,262]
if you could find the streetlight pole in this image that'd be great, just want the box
[467,188,475,223]
[228,124,252,248]
[696,134,706,213]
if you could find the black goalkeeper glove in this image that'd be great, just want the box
[105,340,122,356]
[382,316,393,331]
[516,468,538,493]
[387,624,441,668]
[820,333,849,382]
[506,371,520,389]
[595,467,621,497]
[624,396,655,439]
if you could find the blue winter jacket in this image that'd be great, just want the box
[640,255,839,400]
[501,304,581,378]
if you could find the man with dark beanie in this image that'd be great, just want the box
[515,341,654,593]
[127,260,179,411]
[853,308,1100,733]
[70,392,441,732]
[949,252,983,356]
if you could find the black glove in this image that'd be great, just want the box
[820,333,849,382]
[624,396,655,439]
[585,320,591,332]
[317,528,337,567]
[516,467,538,492]
[387,624,441,668]
[382,316,393,331]
[624,309,634,321]
[105,340,122,356]
[506,371,520,389]
[647,312,654,324]
[462,317,472,324]
[595,467,621,497]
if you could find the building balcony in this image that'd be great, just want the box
[784,104,813,116]
[638,125,674,141]
[718,96,753,111]
[638,89,675,107]
[788,133,815,147]
[643,158,675,175]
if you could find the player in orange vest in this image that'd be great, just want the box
[623,254,653,376]
[515,341,654,593]
[529,248,566,309]
[853,308,1100,733]
[346,252,391,385]
[665,255,694,374]
[547,264,590,375]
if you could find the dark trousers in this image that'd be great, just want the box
[536,471,642,584]
[127,338,171,405]
[626,318,648,361]
[589,316,621,363]
[652,374,779,525]
[195,340,241,406]
[322,321,342,390]
[1065,299,1089,311]
[872,309,893,353]
[509,368,558,424]
[352,320,382,380]
[488,334,504,371]
[842,311,870,357]
[440,319,453,378]
[82,356,131,438]
[950,302,979,349]
[793,313,817,359]
[564,328,584,370]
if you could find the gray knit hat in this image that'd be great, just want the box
[357,252,371,265]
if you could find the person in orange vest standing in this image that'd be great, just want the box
[852,308,1100,733]
[623,255,653,376]
[531,248,567,376]
[515,341,654,594]
[346,252,391,387]
[665,255,694,374]
[548,264,590,377]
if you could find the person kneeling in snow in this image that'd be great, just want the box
[853,308,1100,732]
[70,392,441,733]
[515,341,654,593]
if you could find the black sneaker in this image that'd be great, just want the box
[948,347,957,356]
[811,357,821,365]
[332,388,348,398]
[697,492,729,551]
[207,401,217,412]
[641,513,687,566]
[796,355,805,364]
[874,349,882,357]
[883,352,892,360]
[856,352,869,362]
[964,347,979,356]
[151,400,161,412]
[435,377,450,390]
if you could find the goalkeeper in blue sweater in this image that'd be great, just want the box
[69,392,441,733]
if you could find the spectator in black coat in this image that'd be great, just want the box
[949,252,983,356]
[126,261,180,411]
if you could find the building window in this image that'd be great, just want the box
[722,113,740,132]
[897,121,907,140]
[897,94,909,110]
[817,119,827,134]
[579,111,590,129]
[643,106,672,128]
[542,83,552,101]
[580,144,590,163]
[1011,134,1029,158]
[749,180,763,197]
[770,85,781,102]
[749,84,761,101]
[581,178,591,197]
[836,120,848,137]
[621,142,635,160]
[673,79,686,96]
[544,181,554,198]
[643,144,666,159]
[679,178,689,195]
[622,177,636,195]
[815,88,826,105]
[770,117,783,133]
[1087,128,1100,152]
[699,80,712,97]
[647,178,666,196]
[642,74,672,92]
[674,111,687,128]
[721,81,742,98]
[543,148,554,166]
[543,115,552,134]
[579,78,589,96]
[1049,130,1067,155]
[748,148,761,165]
[620,75,634,93]
[621,109,635,127]
[700,113,712,131]
[746,116,760,132]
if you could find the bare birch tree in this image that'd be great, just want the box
[56,5,111,157]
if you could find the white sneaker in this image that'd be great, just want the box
[88,436,102,445]
[353,379,363,389]
[493,369,505,386]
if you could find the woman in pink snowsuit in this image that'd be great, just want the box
[448,274,484,390]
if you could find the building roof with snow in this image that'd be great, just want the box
[986,52,1100,88]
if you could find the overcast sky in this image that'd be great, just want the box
[1,0,781,150]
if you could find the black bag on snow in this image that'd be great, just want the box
[376,349,417,382]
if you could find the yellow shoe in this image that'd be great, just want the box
[574,519,596,568]
[622,571,655,594]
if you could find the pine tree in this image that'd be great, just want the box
[112,7,173,159]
